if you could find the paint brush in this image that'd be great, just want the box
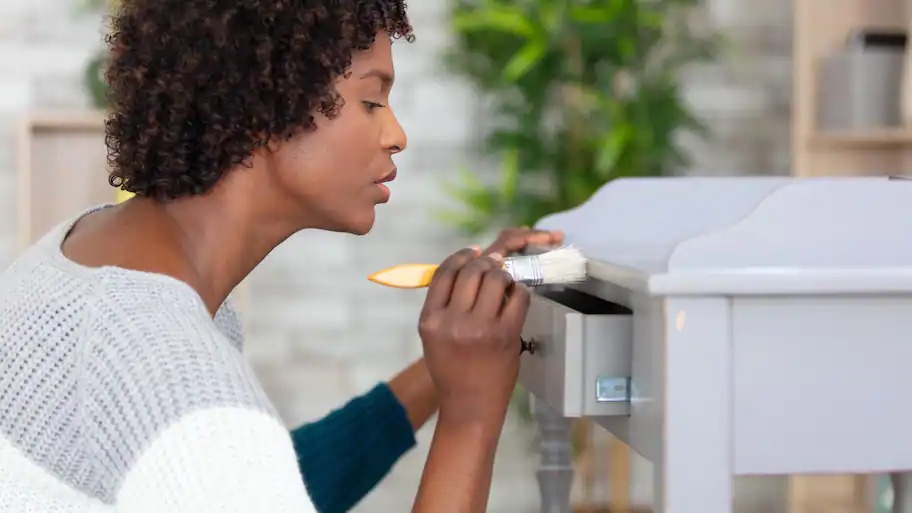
[368,245,588,288]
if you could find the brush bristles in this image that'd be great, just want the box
[502,246,587,285]
[536,245,587,284]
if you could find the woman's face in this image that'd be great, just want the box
[263,31,407,235]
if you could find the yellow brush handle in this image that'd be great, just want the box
[116,189,134,204]
[368,264,440,288]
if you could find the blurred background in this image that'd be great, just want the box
[2,0,906,511]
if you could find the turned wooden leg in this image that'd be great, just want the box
[532,394,574,513]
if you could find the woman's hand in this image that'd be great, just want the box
[386,227,563,434]
[417,246,529,426]
[412,246,531,513]
[482,226,564,257]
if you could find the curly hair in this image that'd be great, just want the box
[102,0,413,201]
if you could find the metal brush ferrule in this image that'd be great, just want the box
[503,255,543,286]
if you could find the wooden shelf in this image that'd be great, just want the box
[24,109,107,131]
[17,108,114,250]
[792,0,911,176]
[809,128,912,147]
[790,1,906,512]
[15,107,252,319]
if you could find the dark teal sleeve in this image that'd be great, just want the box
[290,383,417,513]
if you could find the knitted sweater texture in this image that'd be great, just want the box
[0,206,416,513]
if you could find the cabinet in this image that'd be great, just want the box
[16,110,112,249]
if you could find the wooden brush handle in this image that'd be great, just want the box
[367,264,441,288]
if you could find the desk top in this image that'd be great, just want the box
[534,176,912,295]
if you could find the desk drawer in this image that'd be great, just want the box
[518,287,632,417]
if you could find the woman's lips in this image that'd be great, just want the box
[374,169,397,184]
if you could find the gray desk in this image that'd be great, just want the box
[519,176,912,513]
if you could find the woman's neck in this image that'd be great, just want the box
[151,193,294,315]
[62,172,302,317]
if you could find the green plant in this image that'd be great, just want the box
[84,50,108,108]
[76,0,117,108]
[75,0,108,10]
[437,0,722,454]
[438,0,721,235]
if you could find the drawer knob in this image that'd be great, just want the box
[520,337,538,355]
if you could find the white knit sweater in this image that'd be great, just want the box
[0,206,317,512]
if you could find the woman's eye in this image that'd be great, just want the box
[363,101,386,111]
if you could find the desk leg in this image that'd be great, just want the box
[657,298,733,513]
[532,395,573,513]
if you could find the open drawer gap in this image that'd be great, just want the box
[536,286,632,316]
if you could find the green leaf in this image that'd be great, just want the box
[500,148,520,201]
[595,125,632,176]
[438,0,719,239]
[441,167,503,219]
[617,36,636,62]
[639,9,664,29]
[537,2,562,32]
[568,4,620,23]
[451,7,537,38]
[503,39,548,81]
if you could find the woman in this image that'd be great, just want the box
[0,1,562,512]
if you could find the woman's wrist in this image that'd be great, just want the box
[412,411,506,513]
[387,358,439,431]
[437,391,511,434]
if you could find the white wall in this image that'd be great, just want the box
[0,0,793,511]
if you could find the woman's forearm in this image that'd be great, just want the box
[387,358,439,431]
[393,358,507,512]
[290,384,416,513]
[411,416,505,513]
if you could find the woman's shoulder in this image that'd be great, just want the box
[0,226,289,507]
[83,271,259,394]
[89,252,254,335]
[78,275,285,497]
[0,222,264,413]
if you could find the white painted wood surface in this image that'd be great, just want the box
[732,295,912,475]
[523,176,912,513]
[660,297,733,513]
[535,176,912,295]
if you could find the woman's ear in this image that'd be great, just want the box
[251,133,284,155]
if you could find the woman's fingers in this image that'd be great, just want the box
[483,227,564,256]
[448,253,502,312]
[423,247,480,312]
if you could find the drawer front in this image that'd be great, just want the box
[518,288,632,417]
